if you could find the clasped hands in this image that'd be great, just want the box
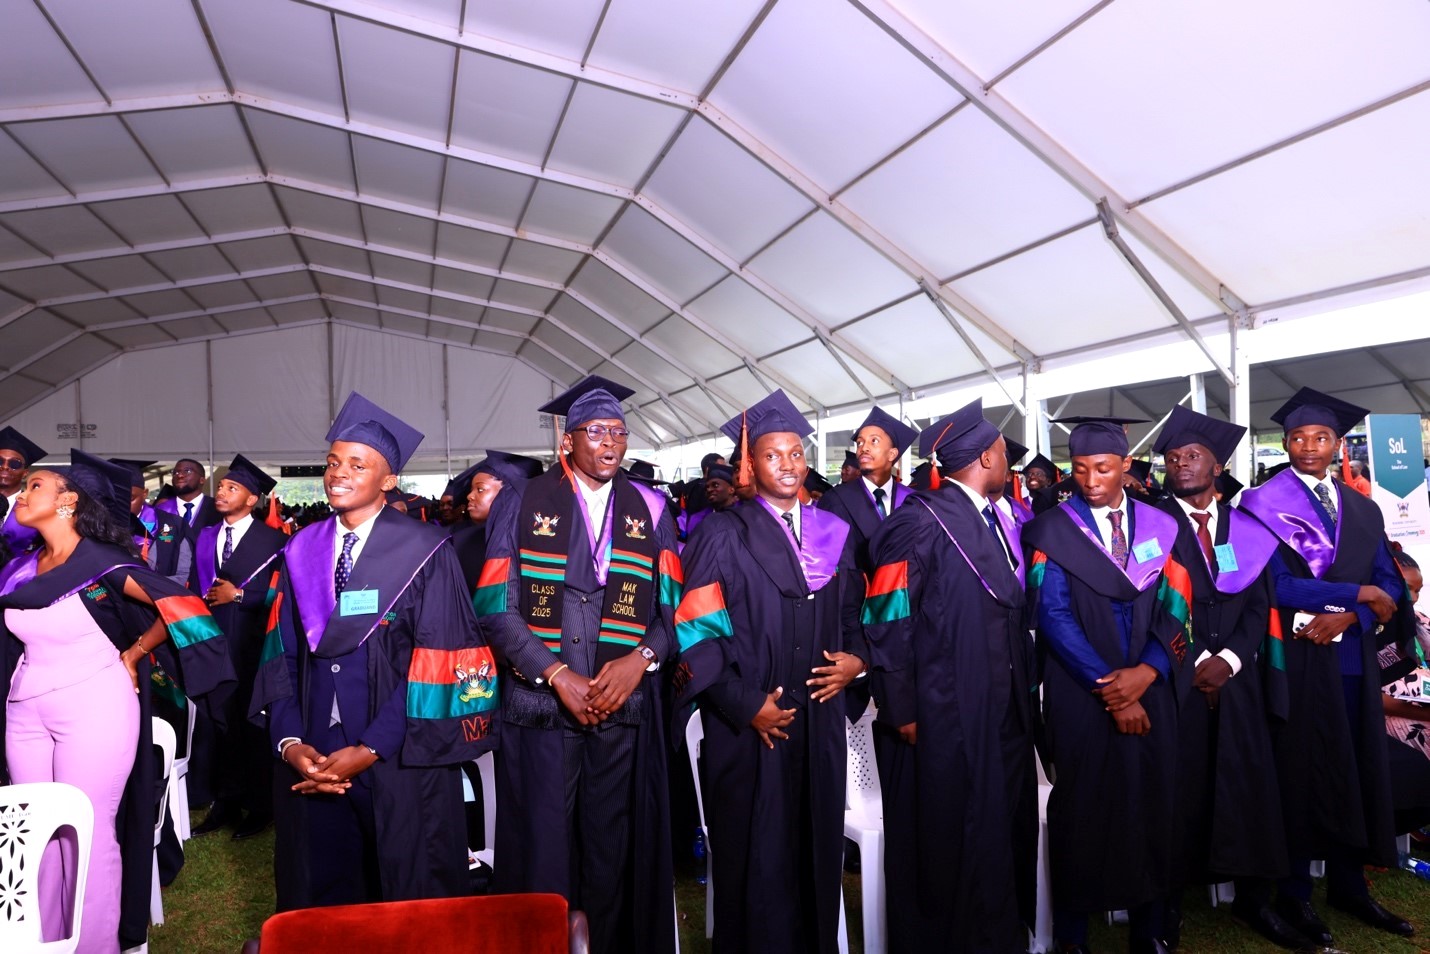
[284,743,378,795]
[549,650,650,727]
[1094,663,1158,736]
[750,651,864,749]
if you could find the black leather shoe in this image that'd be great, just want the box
[230,812,273,841]
[1164,900,1182,949]
[1325,891,1415,937]
[1127,940,1169,954]
[192,803,235,836]
[1272,897,1332,947]
[1229,900,1312,950]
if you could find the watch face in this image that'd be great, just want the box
[639,646,656,661]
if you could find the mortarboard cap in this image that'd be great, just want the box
[855,407,920,456]
[719,390,814,445]
[1059,415,1146,458]
[842,450,859,468]
[1004,437,1029,467]
[109,458,156,490]
[0,427,47,467]
[1153,405,1246,465]
[625,459,667,486]
[1215,472,1244,501]
[538,375,634,430]
[67,450,133,525]
[918,398,1001,471]
[1023,453,1058,479]
[476,450,545,486]
[804,470,834,495]
[222,453,276,496]
[909,460,936,491]
[444,464,480,503]
[326,391,424,473]
[707,463,734,484]
[1129,459,1154,484]
[1270,387,1367,438]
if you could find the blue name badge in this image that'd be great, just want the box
[1214,544,1239,572]
[1131,538,1162,563]
[339,589,379,617]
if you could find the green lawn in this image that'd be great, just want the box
[152,816,1430,953]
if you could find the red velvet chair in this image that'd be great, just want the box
[240,893,589,954]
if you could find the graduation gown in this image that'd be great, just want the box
[450,522,489,596]
[1022,496,1187,913]
[136,503,193,584]
[1155,498,1288,883]
[1,499,38,556]
[1238,470,1400,867]
[253,507,498,908]
[863,485,1036,952]
[0,539,233,950]
[157,493,220,531]
[674,500,865,954]
[478,468,678,954]
[817,476,912,576]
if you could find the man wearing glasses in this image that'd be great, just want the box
[158,458,221,530]
[0,426,47,557]
[476,376,679,954]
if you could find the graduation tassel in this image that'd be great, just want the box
[736,410,753,493]
[926,419,958,492]
[928,461,941,491]
[1012,472,1024,503]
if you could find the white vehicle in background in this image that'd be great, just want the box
[1255,446,1289,470]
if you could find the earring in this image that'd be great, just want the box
[56,505,74,519]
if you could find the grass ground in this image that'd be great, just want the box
[152,816,1430,953]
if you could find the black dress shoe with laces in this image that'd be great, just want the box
[1325,891,1415,937]
[191,802,236,836]
[1229,899,1312,950]
[1272,897,1332,947]
[230,812,273,841]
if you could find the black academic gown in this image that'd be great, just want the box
[1155,498,1288,884]
[1239,472,1400,868]
[817,476,912,577]
[675,502,866,954]
[863,486,1036,953]
[0,539,233,950]
[159,493,221,532]
[260,508,485,909]
[451,522,489,596]
[1023,497,1187,913]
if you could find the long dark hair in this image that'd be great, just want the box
[49,468,140,556]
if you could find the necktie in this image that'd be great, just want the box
[1108,510,1128,569]
[980,504,1002,541]
[1190,511,1215,571]
[872,487,887,518]
[183,501,195,526]
[0,496,8,519]
[1313,483,1337,528]
[781,510,800,548]
[222,525,234,566]
[335,531,358,594]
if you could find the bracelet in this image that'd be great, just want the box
[547,663,569,686]
[278,738,300,759]
[135,637,148,655]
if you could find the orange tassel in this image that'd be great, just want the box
[737,410,753,492]
[926,419,958,491]
[1012,473,1024,503]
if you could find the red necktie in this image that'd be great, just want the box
[1191,511,1215,571]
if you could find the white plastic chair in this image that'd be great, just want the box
[170,698,197,842]
[150,717,177,927]
[1030,753,1054,953]
[0,781,96,953]
[464,750,496,871]
[844,702,886,954]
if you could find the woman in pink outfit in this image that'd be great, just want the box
[0,451,231,952]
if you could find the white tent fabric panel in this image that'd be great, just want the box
[66,343,211,457]
[210,324,332,456]
[446,350,555,457]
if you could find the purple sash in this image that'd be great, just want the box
[1238,469,1339,579]
[756,498,848,592]
[861,480,911,519]
[1062,498,1178,592]
[0,549,136,604]
[1205,508,1282,595]
[994,500,1027,588]
[195,523,219,595]
[286,515,448,652]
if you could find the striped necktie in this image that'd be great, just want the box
[1108,510,1128,569]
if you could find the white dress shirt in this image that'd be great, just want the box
[1173,496,1242,676]
[333,506,382,572]
[575,475,614,539]
[950,478,1015,568]
[1085,493,1127,561]
[177,493,207,525]
[216,513,254,567]
[862,475,896,515]
[1295,469,1340,513]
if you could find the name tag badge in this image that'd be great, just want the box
[1214,543,1239,572]
[340,589,379,616]
[1131,538,1162,563]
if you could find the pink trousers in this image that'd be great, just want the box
[7,658,139,953]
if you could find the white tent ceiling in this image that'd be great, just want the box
[2,0,1429,460]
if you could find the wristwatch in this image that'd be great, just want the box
[232,588,245,604]
[637,644,658,671]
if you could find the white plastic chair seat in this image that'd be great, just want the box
[150,717,177,928]
[844,701,885,954]
[1030,754,1054,954]
[170,699,197,843]
[0,781,96,953]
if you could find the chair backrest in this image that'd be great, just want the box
[0,782,96,952]
[844,700,882,820]
[174,697,198,766]
[476,750,496,855]
[685,708,707,833]
[151,716,176,835]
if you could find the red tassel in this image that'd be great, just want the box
[737,410,753,492]
[929,463,941,490]
[1012,473,1023,503]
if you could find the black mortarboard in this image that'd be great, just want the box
[538,375,634,430]
[223,453,276,496]
[327,391,424,473]
[1004,437,1029,467]
[1129,459,1154,484]
[476,450,545,486]
[1215,472,1244,501]
[67,450,133,525]
[1060,415,1146,458]
[0,427,47,466]
[804,470,834,495]
[719,390,814,445]
[1023,453,1058,479]
[1153,405,1246,465]
[707,463,734,484]
[909,460,936,491]
[918,397,1000,471]
[626,459,667,486]
[855,407,920,456]
[842,450,858,468]
[1270,387,1368,438]
[444,464,480,502]
[109,458,156,490]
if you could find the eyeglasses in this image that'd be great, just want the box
[0,457,25,471]
[581,425,629,443]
